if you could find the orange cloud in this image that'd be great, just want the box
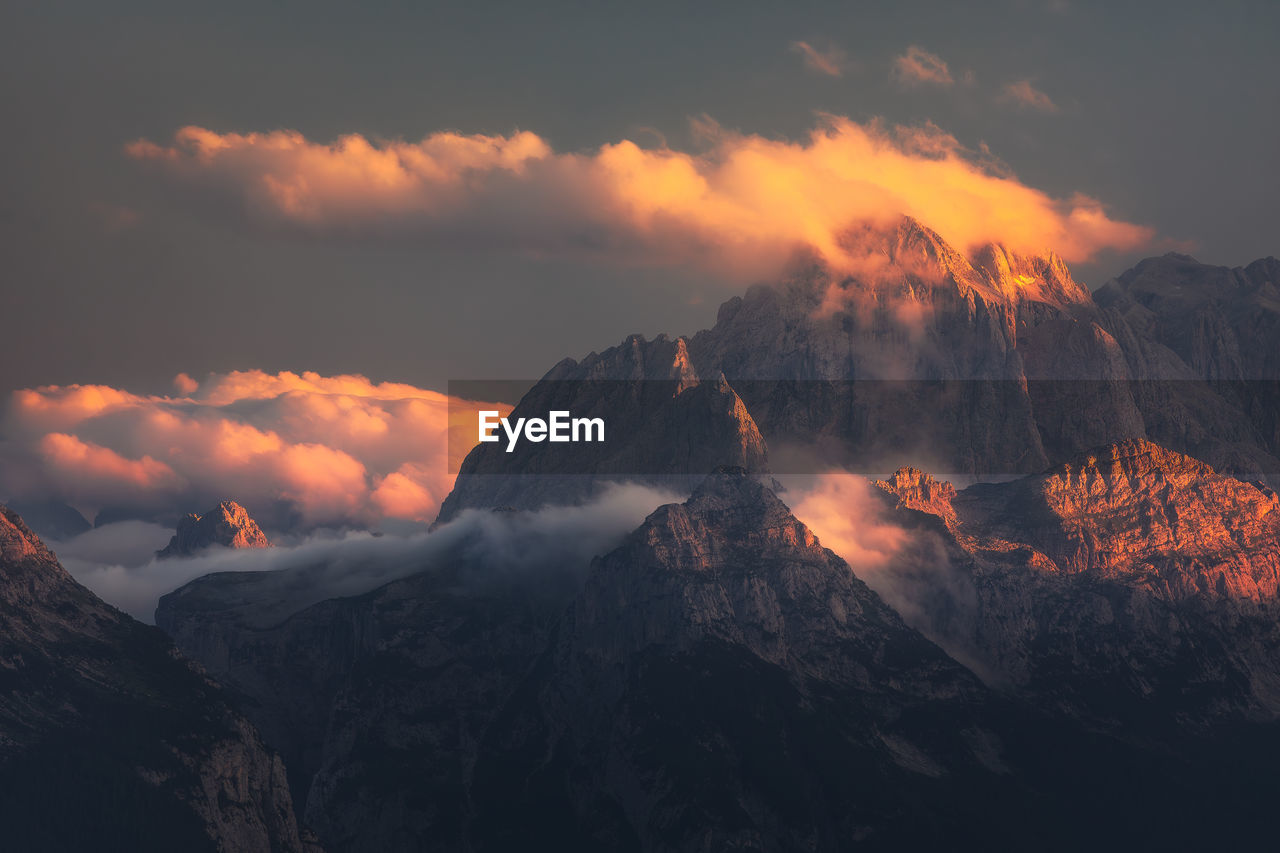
[128,115,1152,272]
[37,433,184,496]
[892,46,954,87]
[790,40,845,77]
[1000,79,1059,113]
[2,371,510,527]
[787,473,911,570]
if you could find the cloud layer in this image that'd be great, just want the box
[128,116,1152,274]
[1,370,509,528]
[56,482,680,623]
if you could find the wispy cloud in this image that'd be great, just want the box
[892,45,954,87]
[790,40,846,77]
[56,482,681,623]
[999,79,1059,113]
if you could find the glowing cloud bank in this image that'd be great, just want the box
[129,116,1153,276]
[1,371,509,527]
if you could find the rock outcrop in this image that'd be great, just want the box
[0,506,319,852]
[875,439,1280,726]
[157,500,271,559]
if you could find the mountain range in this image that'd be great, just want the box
[6,218,1280,850]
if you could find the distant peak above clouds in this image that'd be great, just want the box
[156,500,271,559]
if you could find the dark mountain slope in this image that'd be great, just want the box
[0,506,318,852]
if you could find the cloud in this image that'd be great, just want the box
[56,482,681,623]
[1000,79,1059,113]
[128,115,1152,272]
[1,370,510,529]
[784,473,911,571]
[892,46,954,87]
[790,40,845,77]
[783,471,986,675]
[37,433,184,495]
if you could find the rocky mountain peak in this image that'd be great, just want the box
[678,466,812,545]
[0,505,57,567]
[875,468,958,520]
[157,500,271,559]
[826,216,1091,310]
[0,505,70,605]
[972,242,1091,307]
[547,332,699,385]
[572,467,956,680]
[885,215,972,273]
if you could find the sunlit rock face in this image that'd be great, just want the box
[875,439,1280,726]
[157,499,272,559]
[0,506,318,852]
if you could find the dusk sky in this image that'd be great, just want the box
[3,0,1277,396]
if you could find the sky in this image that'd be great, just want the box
[2,0,1277,399]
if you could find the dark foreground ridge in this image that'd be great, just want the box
[0,506,319,852]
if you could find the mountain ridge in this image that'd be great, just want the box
[0,505,319,852]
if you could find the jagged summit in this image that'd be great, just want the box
[157,499,271,559]
[878,438,1280,597]
[0,505,58,567]
[816,215,1092,309]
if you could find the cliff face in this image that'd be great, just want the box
[0,506,318,852]
[875,439,1280,726]
[158,545,576,853]
[157,500,272,559]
